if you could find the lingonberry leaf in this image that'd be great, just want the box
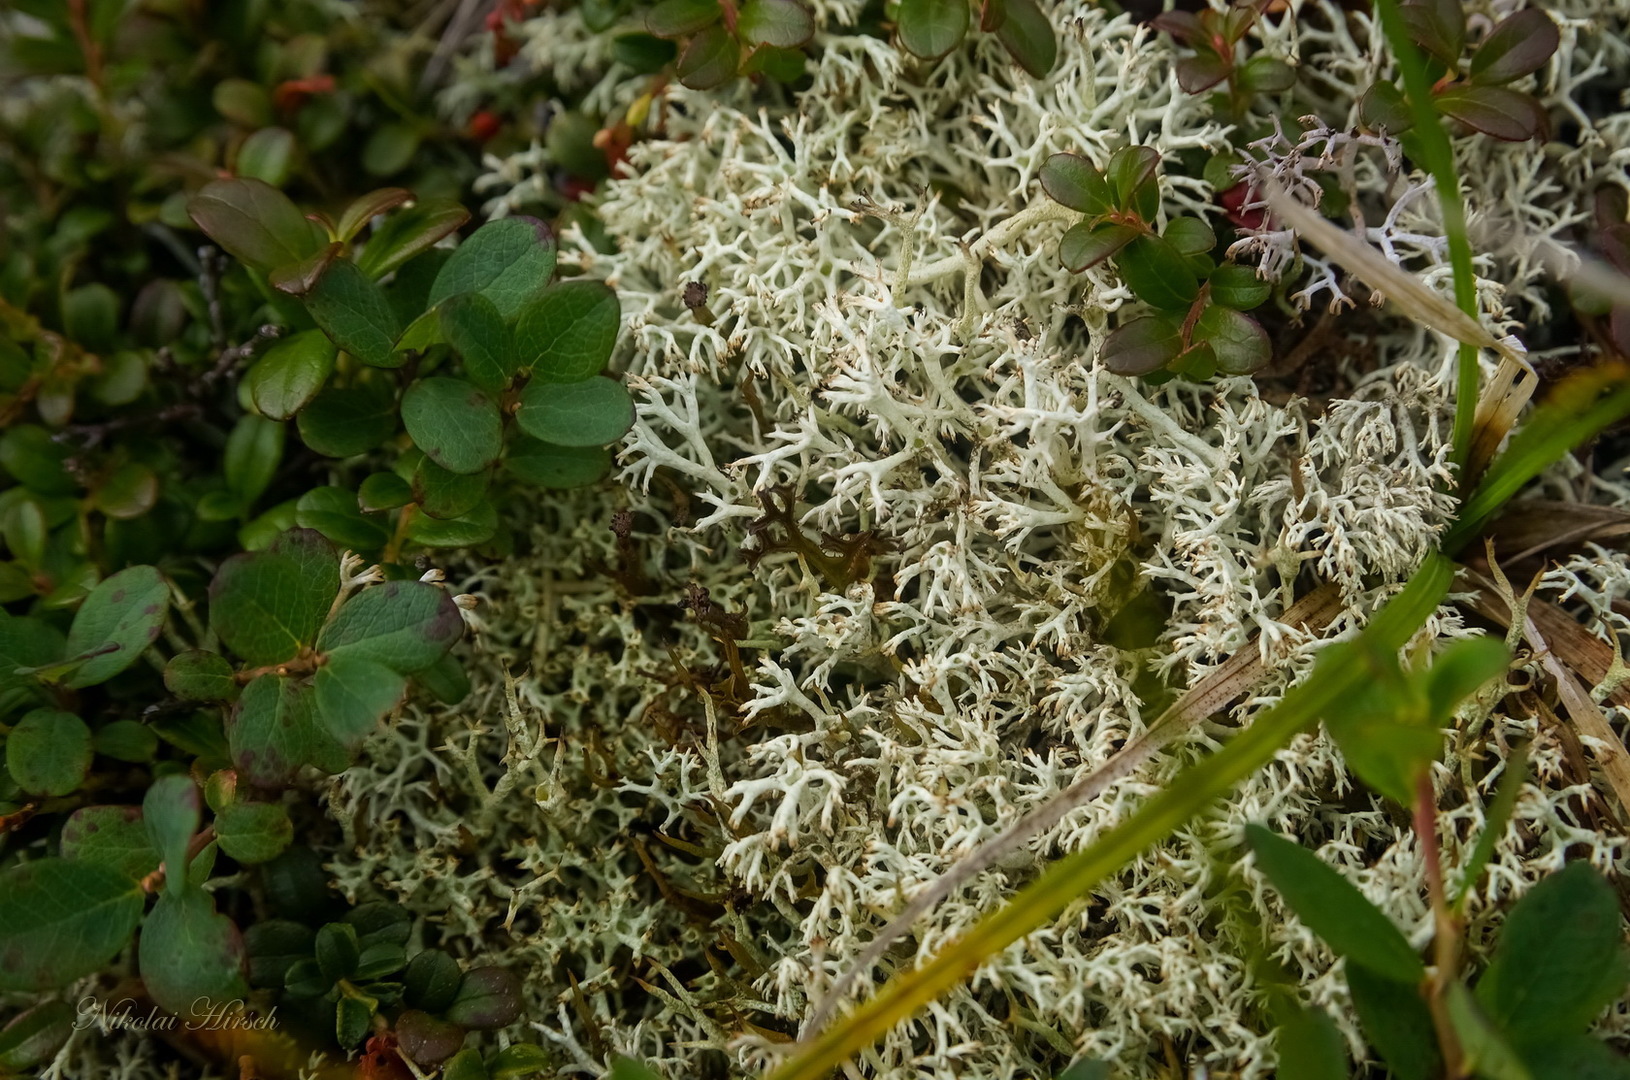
[441,291,519,392]
[676,23,741,89]
[646,0,723,37]
[1399,0,1464,70]
[63,564,169,688]
[313,653,408,749]
[1246,824,1427,985]
[334,188,416,244]
[896,0,968,60]
[1148,10,1202,44]
[187,177,326,272]
[345,901,411,948]
[614,32,679,73]
[0,423,77,495]
[0,1001,74,1071]
[1436,85,1545,141]
[295,486,392,552]
[1476,862,1628,1050]
[1359,80,1415,134]
[418,652,472,705]
[1117,233,1198,311]
[297,380,399,459]
[1059,222,1138,272]
[407,502,499,549]
[215,801,294,864]
[1347,963,1441,1080]
[143,774,200,894]
[245,920,314,988]
[1175,50,1231,94]
[356,941,407,980]
[738,0,815,48]
[303,259,403,368]
[1469,8,1558,86]
[225,414,285,511]
[1100,315,1183,376]
[401,378,503,476]
[1208,264,1271,310]
[248,330,338,421]
[414,460,491,519]
[994,0,1055,77]
[1162,217,1215,257]
[228,674,346,787]
[355,199,472,280]
[6,709,92,796]
[139,887,249,1018]
[505,437,613,489]
[60,805,160,880]
[427,217,557,321]
[208,529,339,665]
[491,1045,551,1079]
[318,580,463,675]
[1193,304,1271,375]
[269,241,343,297]
[445,966,523,1028]
[164,650,239,703]
[443,1049,489,1080]
[1039,153,1112,217]
[0,858,143,991]
[396,1009,468,1065]
[405,949,464,1012]
[93,720,158,763]
[92,462,159,520]
[316,921,360,983]
[515,280,621,382]
[515,376,636,447]
[1236,54,1294,93]
[358,472,414,512]
[1105,146,1161,215]
[0,613,63,714]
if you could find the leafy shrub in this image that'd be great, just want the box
[1040,146,1272,379]
[1150,0,1295,117]
[894,0,1057,76]
[642,0,816,88]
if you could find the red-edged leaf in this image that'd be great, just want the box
[1059,222,1139,272]
[676,23,740,88]
[1436,85,1546,142]
[1105,145,1160,215]
[1400,0,1464,69]
[1175,50,1230,94]
[1101,315,1183,376]
[1149,10,1203,45]
[1469,8,1558,86]
[1039,152,1111,216]
[269,242,343,297]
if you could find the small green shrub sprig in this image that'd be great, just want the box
[1149,0,1295,118]
[893,0,1057,77]
[188,178,636,558]
[1040,146,1273,380]
[1359,0,1560,143]
[639,0,817,88]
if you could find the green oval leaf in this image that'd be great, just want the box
[303,259,403,367]
[995,0,1055,77]
[248,330,338,421]
[0,858,143,991]
[228,674,346,786]
[1435,85,1545,142]
[405,949,464,1013]
[1059,222,1138,273]
[505,437,612,489]
[1347,963,1441,1080]
[1246,824,1427,985]
[516,376,635,447]
[0,1001,74,1071]
[1163,216,1215,257]
[1105,145,1161,214]
[1192,304,1270,374]
[1359,80,1415,134]
[295,486,392,552]
[64,564,169,688]
[225,414,286,510]
[645,0,723,37]
[1236,54,1294,93]
[1469,8,1558,86]
[738,0,815,48]
[441,291,519,392]
[414,460,491,520]
[143,774,200,893]
[407,502,499,549]
[676,23,741,89]
[93,719,158,763]
[445,966,523,1029]
[296,380,398,459]
[428,217,558,321]
[318,580,463,675]
[6,709,92,796]
[356,199,472,280]
[897,0,969,60]
[139,888,249,1018]
[313,653,408,750]
[1208,264,1271,310]
[208,529,340,665]
[1117,233,1198,311]
[215,801,294,864]
[60,805,161,880]
[186,177,325,272]
[164,650,240,703]
[1100,315,1183,376]
[401,377,503,475]
[358,472,414,513]
[514,280,621,382]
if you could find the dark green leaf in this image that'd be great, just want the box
[491,1042,551,1078]
[0,1000,74,1071]
[516,376,635,447]
[297,380,399,458]
[402,377,504,475]
[363,122,421,177]
[215,801,293,864]
[0,424,77,495]
[1469,9,1558,86]
[1237,54,1294,92]
[269,241,343,297]
[245,919,314,989]
[408,503,499,549]
[6,709,92,796]
[444,1048,490,1080]
[208,530,338,665]
[143,773,199,894]
[284,956,330,997]
[335,189,416,243]
[165,650,240,702]
[742,43,807,81]
[1525,1036,1630,1080]
[304,259,403,367]
[1117,233,1198,311]
[428,217,558,321]
[213,78,271,127]
[295,486,392,552]
[93,720,158,763]
[445,965,523,1028]
[1424,637,1508,723]
[1447,981,1532,1080]
[1193,304,1271,375]
[1163,217,1215,257]
[228,675,345,786]
[610,1059,666,1080]
[319,580,463,674]
[140,888,249,1018]
[1105,145,1161,214]
[1039,153,1111,216]
[515,280,621,382]
[63,564,168,688]
[316,921,360,983]
[0,613,63,714]
[897,0,969,60]
[248,330,338,421]
[676,23,741,89]
[1059,222,1138,272]
[417,652,472,705]
[1100,315,1183,376]
[60,805,158,879]
[93,462,159,520]
[225,415,285,510]
[1398,0,1464,68]
[335,994,375,1049]
[187,177,325,272]
[405,949,464,1012]
[415,460,491,519]
[645,0,723,37]
[1359,80,1415,134]
[995,0,1054,77]
[1347,962,1440,1080]
[1209,264,1271,310]
[442,291,519,392]
[1274,1007,1346,1080]
[356,200,472,280]
[738,0,815,48]
[356,941,407,980]
[344,902,411,948]
[1246,824,1426,984]
[614,33,679,73]
[505,437,612,489]
[313,653,407,749]
[359,472,414,513]
[1435,85,1545,142]
[1477,862,1628,1049]
[0,858,143,991]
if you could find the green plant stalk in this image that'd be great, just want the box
[768,557,1454,1080]
[1371,0,1480,476]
